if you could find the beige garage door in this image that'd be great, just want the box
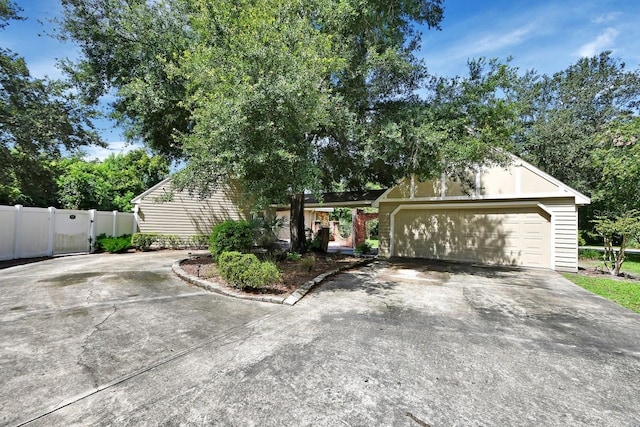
[393,207,551,268]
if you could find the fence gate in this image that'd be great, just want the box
[52,209,92,255]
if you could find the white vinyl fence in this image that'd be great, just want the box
[0,205,137,261]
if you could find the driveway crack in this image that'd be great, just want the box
[77,305,118,388]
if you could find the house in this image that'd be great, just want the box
[131,178,252,236]
[131,154,589,272]
[372,155,590,272]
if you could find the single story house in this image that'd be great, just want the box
[131,154,589,272]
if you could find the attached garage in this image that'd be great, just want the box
[374,155,590,272]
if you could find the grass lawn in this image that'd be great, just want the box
[563,273,640,313]
[366,239,379,249]
[578,251,640,277]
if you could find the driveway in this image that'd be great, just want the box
[1,253,638,426]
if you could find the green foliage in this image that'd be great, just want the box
[157,234,182,249]
[56,149,169,211]
[286,252,302,261]
[251,215,285,252]
[217,251,281,289]
[96,234,132,253]
[0,2,102,207]
[330,208,352,238]
[591,117,640,214]
[306,230,324,251]
[131,233,158,251]
[578,249,601,260]
[189,234,209,250]
[593,210,640,275]
[59,0,192,159]
[209,220,254,260]
[355,241,372,255]
[300,256,316,272]
[513,52,640,197]
[563,273,640,313]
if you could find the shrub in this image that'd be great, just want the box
[355,241,372,255]
[210,220,254,260]
[131,233,158,251]
[189,234,209,249]
[300,256,315,272]
[96,234,132,253]
[287,252,302,261]
[217,251,281,289]
[578,249,601,260]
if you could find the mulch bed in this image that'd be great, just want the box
[180,252,360,295]
[577,265,640,281]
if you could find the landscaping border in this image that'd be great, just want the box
[172,257,374,305]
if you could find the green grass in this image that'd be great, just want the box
[366,239,379,249]
[563,273,640,313]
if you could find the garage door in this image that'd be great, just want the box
[393,207,551,268]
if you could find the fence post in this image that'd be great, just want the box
[13,205,22,259]
[47,207,56,257]
[133,203,140,234]
[132,205,139,235]
[112,210,118,237]
[89,209,97,253]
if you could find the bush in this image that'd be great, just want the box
[355,241,372,255]
[217,251,281,289]
[189,234,209,249]
[300,256,315,272]
[579,249,601,260]
[131,233,158,251]
[287,252,302,261]
[96,234,132,253]
[210,220,254,260]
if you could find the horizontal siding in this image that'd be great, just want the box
[378,203,394,257]
[136,181,249,236]
[542,198,579,272]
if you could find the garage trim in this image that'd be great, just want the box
[389,201,554,268]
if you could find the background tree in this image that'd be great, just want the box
[59,0,193,159]
[591,116,640,214]
[0,0,102,206]
[57,149,169,211]
[513,52,640,195]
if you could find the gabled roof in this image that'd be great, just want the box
[372,153,591,206]
[304,189,387,208]
[131,177,172,204]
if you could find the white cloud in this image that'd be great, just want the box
[83,141,142,161]
[592,12,621,24]
[470,26,534,55]
[577,27,619,57]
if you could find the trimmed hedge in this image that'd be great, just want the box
[131,233,158,251]
[131,233,210,250]
[210,220,253,260]
[96,234,132,253]
[217,251,281,289]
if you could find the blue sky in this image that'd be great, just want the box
[2,0,640,159]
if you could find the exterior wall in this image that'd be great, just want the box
[541,198,580,272]
[378,203,394,258]
[135,180,250,236]
[520,167,558,193]
[480,165,516,195]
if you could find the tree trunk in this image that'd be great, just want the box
[290,193,307,253]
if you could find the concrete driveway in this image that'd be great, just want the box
[1,253,638,426]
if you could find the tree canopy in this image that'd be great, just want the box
[57,149,169,211]
[0,0,102,206]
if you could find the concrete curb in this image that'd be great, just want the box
[172,257,374,306]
